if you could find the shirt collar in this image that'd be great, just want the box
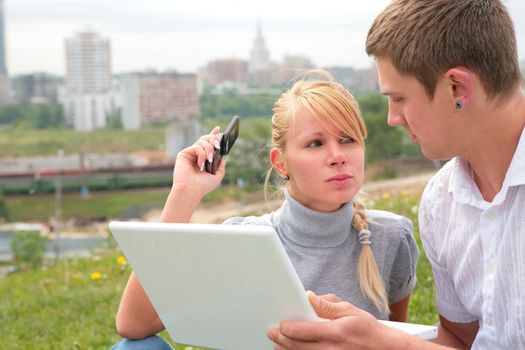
[502,124,525,188]
[449,124,525,208]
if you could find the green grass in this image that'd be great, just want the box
[0,191,437,349]
[0,128,166,157]
[0,247,192,350]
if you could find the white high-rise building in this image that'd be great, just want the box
[59,31,119,131]
[65,32,111,94]
[0,0,10,106]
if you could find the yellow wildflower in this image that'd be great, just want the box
[117,255,127,265]
[90,271,102,280]
[382,192,391,200]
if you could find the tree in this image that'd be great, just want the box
[200,88,278,119]
[106,108,123,129]
[0,100,65,129]
[10,231,49,269]
[358,93,388,116]
[34,101,65,129]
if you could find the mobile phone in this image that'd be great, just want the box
[205,115,240,174]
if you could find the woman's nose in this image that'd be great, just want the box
[327,145,346,166]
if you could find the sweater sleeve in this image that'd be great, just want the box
[388,217,420,304]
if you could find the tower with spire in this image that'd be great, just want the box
[249,21,271,73]
[248,21,275,87]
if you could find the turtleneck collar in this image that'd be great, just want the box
[274,190,354,248]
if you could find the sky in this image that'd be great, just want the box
[5,0,525,76]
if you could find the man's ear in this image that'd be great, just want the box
[445,67,474,108]
[270,147,287,177]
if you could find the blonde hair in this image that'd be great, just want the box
[265,71,389,314]
[366,0,522,100]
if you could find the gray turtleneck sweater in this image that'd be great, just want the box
[224,191,419,320]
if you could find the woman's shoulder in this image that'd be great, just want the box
[364,209,414,242]
[223,213,275,226]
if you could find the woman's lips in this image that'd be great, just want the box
[326,174,352,186]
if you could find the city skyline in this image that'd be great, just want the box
[6,0,525,76]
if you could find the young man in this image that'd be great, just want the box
[267,0,525,349]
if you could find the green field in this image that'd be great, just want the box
[0,191,437,349]
[4,188,169,222]
[0,119,269,158]
[4,185,257,222]
[0,128,166,157]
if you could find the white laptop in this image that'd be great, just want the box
[109,221,437,350]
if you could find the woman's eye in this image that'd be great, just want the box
[306,140,322,148]
[340,137,355,144]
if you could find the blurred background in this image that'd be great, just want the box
[0,0,524,348]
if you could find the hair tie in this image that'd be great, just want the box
[358,229,372,245]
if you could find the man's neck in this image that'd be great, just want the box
[462,90,525,202]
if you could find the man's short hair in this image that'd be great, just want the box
[366,0,522,99]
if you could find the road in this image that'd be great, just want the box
[146,171,436,224]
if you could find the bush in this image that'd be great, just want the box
[10,231,49,269]
[0,194,7,221]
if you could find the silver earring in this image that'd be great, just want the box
[283,175,289,181]
[455,100,463,110]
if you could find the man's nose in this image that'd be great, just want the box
[387,109,405,127]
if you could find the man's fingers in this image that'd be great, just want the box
[267,327,321,350]
[278,319,342,342]
[310,294,361,320]
[319,293,343,303]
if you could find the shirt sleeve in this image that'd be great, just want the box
[388,217,420,304]
[418,177,477,323]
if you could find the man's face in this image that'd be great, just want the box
[375,57,461,160]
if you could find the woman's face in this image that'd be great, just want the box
[275,109,364,212]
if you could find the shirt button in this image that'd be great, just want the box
[485,317,493,326]
[486,264,494,274]
[485,212,494,220]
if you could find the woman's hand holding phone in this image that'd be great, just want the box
[205,116,240,174]
[171,127,226,200]
[168,115,239,206]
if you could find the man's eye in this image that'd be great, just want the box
[393,97,404,103]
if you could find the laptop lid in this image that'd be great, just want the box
[109,221,318,350]
[109,220,438,348]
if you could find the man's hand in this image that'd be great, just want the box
[267,291,392,350]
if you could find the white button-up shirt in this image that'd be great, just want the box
[419,126,525,349]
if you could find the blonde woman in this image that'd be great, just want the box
[111,73,419,350]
